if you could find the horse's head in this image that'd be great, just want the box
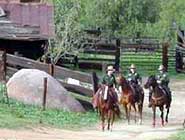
[116,74,127,86]
[144,75,157,89]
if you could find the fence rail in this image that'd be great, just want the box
[0,51,98,100]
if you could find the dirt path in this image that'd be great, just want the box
[0,79,184,140]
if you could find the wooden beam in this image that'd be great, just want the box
[58,80,93,97]
[83,49,117,55]
[6,54,92,83]
[0,51,6,81]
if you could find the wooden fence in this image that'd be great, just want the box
[176,45,185,73]
[0,51,99,100]
[119,41,171,73]
[176,29,185,73]
[58,39,121,71]
[58,36,172,73]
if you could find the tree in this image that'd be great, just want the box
[48,0,86,64]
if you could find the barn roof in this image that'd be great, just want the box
[0,17,49,41]
[0,3,55,41]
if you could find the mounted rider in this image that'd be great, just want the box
[102,65,118,102]
[127,64,142,101]
[92,65,118,108]
[148,64,172,107]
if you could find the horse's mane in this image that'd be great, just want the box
[118,75,131,90]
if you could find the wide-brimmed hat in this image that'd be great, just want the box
[129,64,136,69]
[158,65,164,71]
[107,65,115,72]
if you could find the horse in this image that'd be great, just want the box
[144,75,171,127]
[92,84,120,131]
[116,74,144,124]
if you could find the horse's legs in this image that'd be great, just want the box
[101,109,105,131]
[152,106,156,127]
[159,106,164,126]
[107,110,111,130]
[110,111,115,131]
[132,103,137,123]
[124,104,129,122]
[165,107,170,124]
[139,93,144,125]
[128,103,131,124]
[138,103,143,125]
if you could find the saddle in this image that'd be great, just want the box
[158,86,168,97]
[129,82,143,102]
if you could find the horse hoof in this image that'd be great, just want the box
[138,119,142,125]
[152,123,156,127]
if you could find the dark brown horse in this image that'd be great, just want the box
[93,85,120,131]
[116,74,144,124]
[144,75,171,127]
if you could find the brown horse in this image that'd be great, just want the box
[144,75,171,127]
[116,74,144,124]
[93,85,120,131]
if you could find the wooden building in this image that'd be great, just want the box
[0,0,54,59]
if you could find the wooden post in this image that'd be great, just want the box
[42,77,48,111]
[92,72,99,95]
[49,63,54,76]
[176,47,183,72]
[102,63,107,73]
[0,51,6,82]
[162,43,169,72]
[74,55,78,68]
[115,39,121,72]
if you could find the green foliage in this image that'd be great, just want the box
[49,0,87,64]
[0,84,98,129]
[49,0,185,65]
[52,0,185,41]
[0,99,97,129]
[168,131,185,140]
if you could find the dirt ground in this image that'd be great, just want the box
[0,79,184,140]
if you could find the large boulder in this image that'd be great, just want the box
[6,69,85,112]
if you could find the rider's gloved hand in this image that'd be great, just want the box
[128,78,132,81]
[157,80,161,84]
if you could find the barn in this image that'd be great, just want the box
[0,0,54,59]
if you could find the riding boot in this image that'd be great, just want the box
[164,86,172,105]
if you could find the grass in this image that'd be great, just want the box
[166,131,185,140]
[0,84,98,130]
[0,99,98,129]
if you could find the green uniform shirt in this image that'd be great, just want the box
[127,72,142,84]
[156,72,169,86]
[102,74,116,87]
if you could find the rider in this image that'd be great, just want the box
[148,64,172,107]
[92,65,118,108]
[127,64,142,101]
[102,65,118,102]
[156,65,171,102]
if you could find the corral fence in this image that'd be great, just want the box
[0,51,99,108]
[59,37,173,74]
[58,37,173,73]
[176,29,185,73]
[120,39,174,74]
[58,38,121,72]
[176,46,185,73]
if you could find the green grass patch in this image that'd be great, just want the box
[167,131,185,140]
[0,83,98,129]
[0,99,98,129]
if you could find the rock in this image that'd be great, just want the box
[6,69,85,112]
